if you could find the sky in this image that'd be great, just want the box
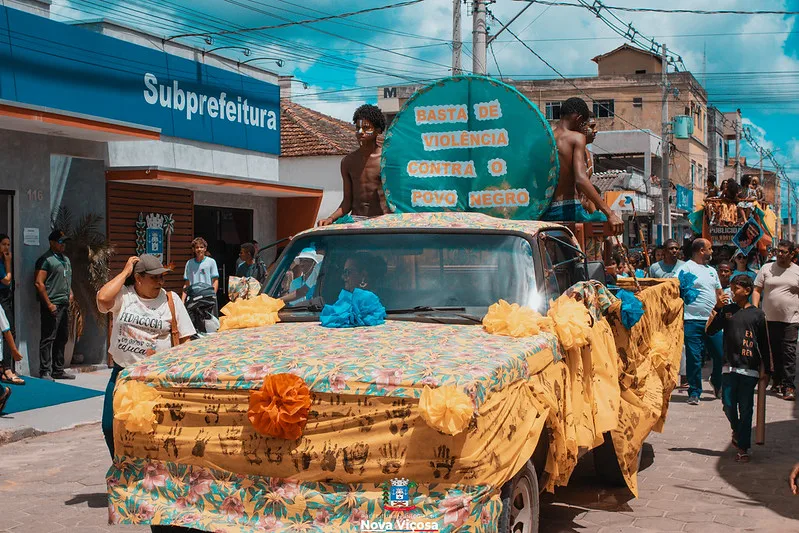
[45,0,799,209]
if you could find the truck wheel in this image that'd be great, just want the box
[593,432,642,487]
[498,460,540,533]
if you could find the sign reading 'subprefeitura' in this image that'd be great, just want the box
[381,76,559,220]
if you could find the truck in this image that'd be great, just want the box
[107,211,684,533]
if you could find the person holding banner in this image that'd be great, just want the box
[542,98,622,233]
[319,104,390,226]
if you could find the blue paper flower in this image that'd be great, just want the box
[616,289,644,329]
[678,270,699,305]
[320,288,386,328]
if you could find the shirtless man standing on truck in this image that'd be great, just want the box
[543,97,623,234]
[318,104,390,226]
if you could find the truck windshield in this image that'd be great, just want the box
[264,232,540,315]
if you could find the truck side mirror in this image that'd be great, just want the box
[576,261,607,284]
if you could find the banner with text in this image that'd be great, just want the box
[381,76,558,220]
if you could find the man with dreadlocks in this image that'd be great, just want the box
[542,97,623,234]
[319,104,390,226]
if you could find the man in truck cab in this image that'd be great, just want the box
[542,97,623,234]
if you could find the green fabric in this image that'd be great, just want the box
[752,205,772,237]
[688,208,704,235]
[381,75,559,220]
[35,250,72,304]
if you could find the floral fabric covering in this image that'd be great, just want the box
[295,211,566,240]
[121,321,558,411]
[108,457,502,533]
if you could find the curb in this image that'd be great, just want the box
[0,426,45,446]
[0,421,102,446]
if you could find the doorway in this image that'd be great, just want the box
[193,205,253,307]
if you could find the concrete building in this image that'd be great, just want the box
[0,2,323,375]
[278,79,358,223]
[378,44,710,210]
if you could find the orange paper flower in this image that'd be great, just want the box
[248,373,312,440]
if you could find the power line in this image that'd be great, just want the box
[529,1,799,16]
[498,20,664,143]
[167,0,426,40]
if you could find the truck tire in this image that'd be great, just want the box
[593,432,642,487]
[498,460,540,533]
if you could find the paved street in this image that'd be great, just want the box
[0,379,797,533]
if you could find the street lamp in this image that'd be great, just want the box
[239,57,284,68]
[204,46,251,57]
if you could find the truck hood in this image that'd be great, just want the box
[122,321,558,408]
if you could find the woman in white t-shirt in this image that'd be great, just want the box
[96,254,195,458]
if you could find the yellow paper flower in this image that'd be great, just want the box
[419,384,474,435]
[113,380,161,433]
[219,294,285,331]
[483,299,554,338]
[547,296,592,351]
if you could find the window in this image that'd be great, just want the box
[593,99,615,118]
[539,230,584,305]
[635,69,646,74]
[691,160,696,187]
[267,232,538,314]
[698,165,704,190]
[633,97,643,108]
[545,102,561,120]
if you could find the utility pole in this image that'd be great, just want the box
[735,111,742,183]
[472,0,487,75]
[452,0,462,75]
[787,177,794,242]
[660,44,671,242]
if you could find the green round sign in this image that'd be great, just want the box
[381,75,559,220]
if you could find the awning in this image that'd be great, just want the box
[106,167,323,240]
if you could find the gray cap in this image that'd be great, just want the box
[133,254,170,275]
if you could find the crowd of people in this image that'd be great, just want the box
[607,235,799,463]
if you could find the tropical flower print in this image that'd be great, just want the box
[142,461,168,491]
[120,320,558,412]
[220,494,245,519]
[108,457,502,532]
[440,494,471,528]
[374,368,402,387]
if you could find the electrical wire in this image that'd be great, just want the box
[169,0,426,40]
[529,2,799,16]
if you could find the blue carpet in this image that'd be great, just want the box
[2,377,103,414]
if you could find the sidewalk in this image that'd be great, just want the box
[0,368,111,445]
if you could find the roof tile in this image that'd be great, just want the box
[280,101,359,157]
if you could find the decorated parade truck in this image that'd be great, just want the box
[107,76,684,532]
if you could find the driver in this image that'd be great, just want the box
[342,252,386,293]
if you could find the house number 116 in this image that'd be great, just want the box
[27,189,43,201]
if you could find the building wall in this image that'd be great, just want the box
[0,129,105,375]
[279,156,343,222]
[107,137,279,182]
[596,50,662,76]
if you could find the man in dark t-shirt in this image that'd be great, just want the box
[706,274,771,462]
[34,230,74,380]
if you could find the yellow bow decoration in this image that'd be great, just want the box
[546,296,592,352]
[219,294,285,331]
[419,384,475,435]
[113,380,161,434]
[482,299,554,338]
